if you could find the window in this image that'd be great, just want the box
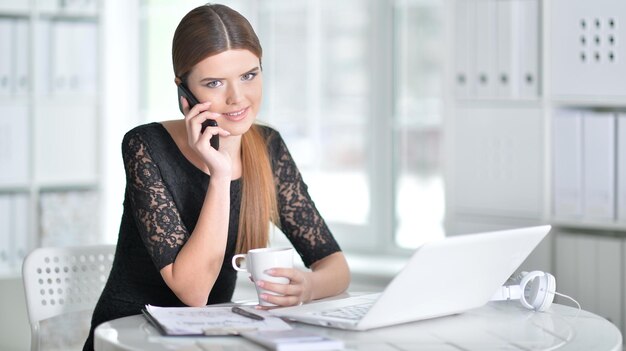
[393,0,445,249]
[258,0,374,249]
[139,0,445,255]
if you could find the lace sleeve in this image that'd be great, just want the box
[271,133,341,268]
[122,131,189,270]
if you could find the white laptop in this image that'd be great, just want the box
[270,225,551,331]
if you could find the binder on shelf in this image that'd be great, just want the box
[36,19,52,96]
[51,20,72,95]
[0,18,14,97]
[563,235,622,324]
[50,20,98,96]
[517,0,540,98]
[473,0,496,98]
[617,114,626,222]
[554,234,578,306]
[495,0,518,98]
[72,21,98,95]
[14,18,29,97]
[0,195,11,272]
[595,236,623,329]
[552,109,583,218]
[0,105,30,186]
[582,112,616,221]
[576,236,598,314]
[453,0,474,98]
[12,193,31,269]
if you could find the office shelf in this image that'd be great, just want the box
[446,0,626,339]
[447,0,626,229]
[0,0,103,276]
[551,219,626,233]
[549,97,626,108]
[0,1,28,14]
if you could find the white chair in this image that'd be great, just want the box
[22,245,115,351]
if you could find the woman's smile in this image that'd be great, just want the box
[221,107,249,122]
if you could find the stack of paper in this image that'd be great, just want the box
[240,329,344,351]
[142,305,292,336]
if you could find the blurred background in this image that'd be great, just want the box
[2,0,626,349]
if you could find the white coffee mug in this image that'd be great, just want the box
[231,247,294,306]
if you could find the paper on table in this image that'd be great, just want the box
[144,305,292,336]
[240,329,345,351]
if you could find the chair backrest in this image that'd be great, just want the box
[22,245,115,351]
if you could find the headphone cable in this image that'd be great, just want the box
[551,291,581,319]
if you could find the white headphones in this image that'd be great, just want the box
[491,271,556,312]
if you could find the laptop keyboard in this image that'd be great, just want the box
[318,302,373,320]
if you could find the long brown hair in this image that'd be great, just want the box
[172,4,279,253]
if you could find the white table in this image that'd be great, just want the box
[95,301,622,351]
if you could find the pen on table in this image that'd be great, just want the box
[231,306,265,321]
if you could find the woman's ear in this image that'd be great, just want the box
[174,76,182,86]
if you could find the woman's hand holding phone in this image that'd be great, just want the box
[180,96,232,178]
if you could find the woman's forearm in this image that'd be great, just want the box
[160,175,232,306]
[307,252,351,301]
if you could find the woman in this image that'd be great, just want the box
[83,4,350,350]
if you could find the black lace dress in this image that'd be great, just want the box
[82,122,341,351]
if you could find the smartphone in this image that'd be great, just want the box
[177,83,219,150]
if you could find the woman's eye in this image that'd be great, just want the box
[242,72,257,81]
[206,80,222,88]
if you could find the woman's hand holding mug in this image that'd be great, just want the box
[231,247,294,307]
